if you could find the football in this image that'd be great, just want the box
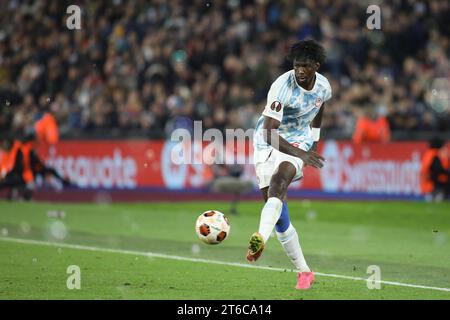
[195,210,230,245]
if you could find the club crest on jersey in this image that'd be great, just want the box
[270,101,282,112]
[315,97,323,108]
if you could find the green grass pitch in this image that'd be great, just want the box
[0,200,449,299]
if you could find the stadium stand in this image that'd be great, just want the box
[0,0,449,141]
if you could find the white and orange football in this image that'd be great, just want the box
[195,210,230,245]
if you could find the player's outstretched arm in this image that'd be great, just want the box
[263,116,324,168]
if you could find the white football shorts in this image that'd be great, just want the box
[254,145,306,190]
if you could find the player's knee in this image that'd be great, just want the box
[268,176,289,199]
[269,162,296,199]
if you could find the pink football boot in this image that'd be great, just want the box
[295,272,315,290]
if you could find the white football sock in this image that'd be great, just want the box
[276,223,311,272]
[258,197,283,243]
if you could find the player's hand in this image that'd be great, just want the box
[310,142,318,152]
[296,149,325,168]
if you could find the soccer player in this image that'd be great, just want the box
[247,39,331,290]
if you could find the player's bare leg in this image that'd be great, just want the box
[260,186,287,203]
[246,162,295,262]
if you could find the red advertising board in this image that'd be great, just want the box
[35,140,448,196]
[37,140,216,190]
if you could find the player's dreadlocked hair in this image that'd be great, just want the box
[287,39,327,65]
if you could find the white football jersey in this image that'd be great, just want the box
[253,70,332,159]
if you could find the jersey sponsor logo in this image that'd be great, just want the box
[315,97,323,108]
[270,101,282,112]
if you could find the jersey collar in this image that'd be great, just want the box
[293,71,318,93]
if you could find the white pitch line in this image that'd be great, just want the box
[1,236,450,293]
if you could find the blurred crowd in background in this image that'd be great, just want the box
[0,0,449,141]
